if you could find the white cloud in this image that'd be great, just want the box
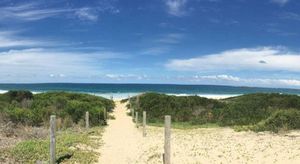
[198,75,240,82]
[241,78,300,87]
[280,12,300,21]
[104,74,148,81]
[166,47,300,72]
[0,30,52,48]
[0,1,119,22]
[75,7,98,22]
[277,79,300,86]
[164,0,188,17]
[0,3,72,21]
[0,48,122,82]
[49,74,66,78]
[156,33,185,44]
[182,74,300,87]
[271,0,290,6]
[141,47,170,55]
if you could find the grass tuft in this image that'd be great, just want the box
[10,127,103,163]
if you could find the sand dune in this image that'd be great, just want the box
[98,102,300,164]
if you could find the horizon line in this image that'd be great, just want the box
[0,82,299,91]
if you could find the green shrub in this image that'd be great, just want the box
[252,109,300,132]
[6,108,34,125]
[130,92,225,123]
[218,102,272,126]
[129,92,300,132]
[120,98,128,103]
[0,91,114,127]
[219,93,300,126]
[5,90,33,103]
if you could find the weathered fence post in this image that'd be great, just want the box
[128,96,131,111]
[129,96,133,118]
[50,115,56,164]
[104,108,107,121]
[131,107,134,120]
[143,111,146,137]
[135,112,139,128]
[85,111,89,129]
[136,95,140,110]
[164,115,171,164]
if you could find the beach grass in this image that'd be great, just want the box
[9,127,103,163]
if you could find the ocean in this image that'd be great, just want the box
[0,83,300,100]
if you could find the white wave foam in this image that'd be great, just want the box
[0,89,240,100]
[167,93,240,99]
[0,90,42,94]
[0,90,8,94]
[91,92,240,100]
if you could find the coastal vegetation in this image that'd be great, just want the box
[0,90,114,127]
[2,127,103,163]
[0,90,114,163]
[128,92,300,132]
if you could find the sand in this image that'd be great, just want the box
[97,102,300,164]
[97,101,144,164]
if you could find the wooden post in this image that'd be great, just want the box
[85,111,89,129]
[164,115,171,164]
[128,96,131,110]
[135,112,138,128]
[50,115,56,164]
[136,95,140,110]
[132,108,135,121]
[129,96,133,117]
[103,108,107,121]
[143,111,146,137]
[134,95,139,122]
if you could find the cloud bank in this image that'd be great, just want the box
[166,47,300,72]
[0,48,121,82]
[190,74,300,87]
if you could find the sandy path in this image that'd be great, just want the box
[97,101,143,164]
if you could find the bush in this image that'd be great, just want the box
[252,109,300,132]
[128,92,300,132]
[219,93,300,126]
[130,92,225,123]
[0,91,114,127]
[5,90,33,103]
[6,108,34,125]
[218,102,271,126]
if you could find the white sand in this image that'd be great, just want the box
[98,102,300,164]
[97,101,144,163]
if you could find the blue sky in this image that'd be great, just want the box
[1,0,300,88]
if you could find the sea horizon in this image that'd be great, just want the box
[1,83,300,100]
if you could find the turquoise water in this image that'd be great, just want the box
[0,83,299,99]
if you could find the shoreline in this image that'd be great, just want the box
[0,89,239,100]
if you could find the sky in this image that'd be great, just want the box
[0,0,300,88]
